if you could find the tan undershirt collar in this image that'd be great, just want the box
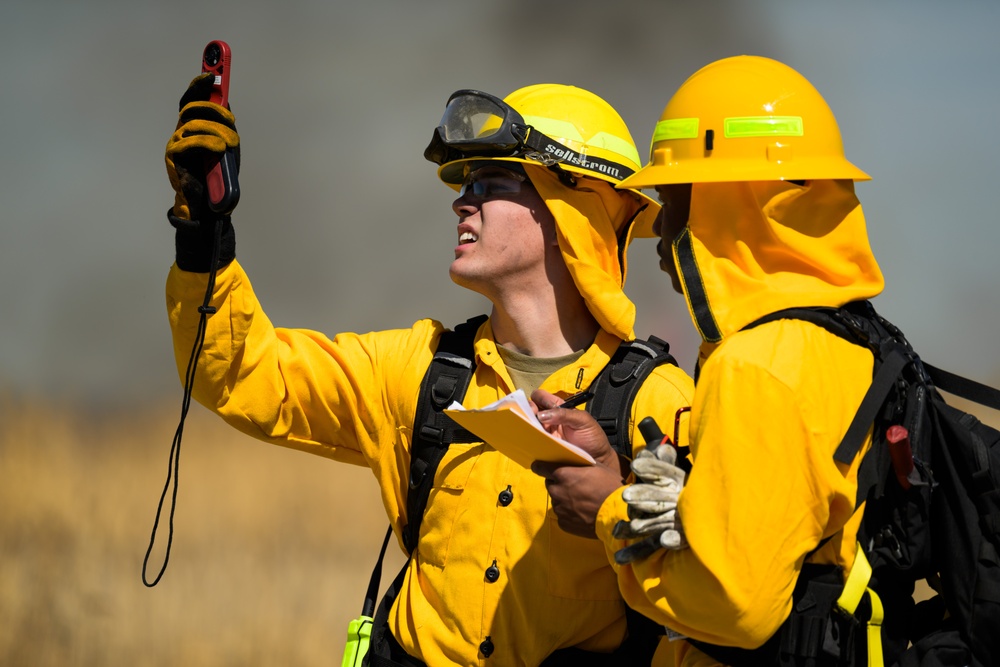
[495,345,586,397]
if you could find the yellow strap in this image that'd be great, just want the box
[836,542,872,615]
[836,544,885,667]
[866,586,885,667]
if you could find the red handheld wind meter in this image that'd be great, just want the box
[202,40,231,107]
[201,40,240,214]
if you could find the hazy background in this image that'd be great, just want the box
[2,0,998,664]
[3,0,999,409]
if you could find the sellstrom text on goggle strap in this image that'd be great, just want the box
[539,141,634,180]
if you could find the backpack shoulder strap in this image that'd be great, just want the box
[742,303,938,511]
[402,314,487,554]
[742,302,896,464]
[741,305,864,346]
[579,334,679,663]
[363,314,485,665]
[743,301,1000,460]
[924,362,1000,411]
[587,335,678,458]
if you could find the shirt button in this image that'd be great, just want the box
[480,636,495,657]
[485,560,500,583]
[498,485,513,506]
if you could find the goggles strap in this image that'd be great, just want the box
[521,129,635,182]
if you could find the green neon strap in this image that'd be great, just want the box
[725,116,803,138]
[652,118,699,142]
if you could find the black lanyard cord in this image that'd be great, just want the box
[143,218,223,587]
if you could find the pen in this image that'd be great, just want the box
[558,390,594,409]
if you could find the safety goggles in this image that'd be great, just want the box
[424,90,541,165]
[424,90,634,183]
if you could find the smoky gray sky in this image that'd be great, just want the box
[2,0,998,410]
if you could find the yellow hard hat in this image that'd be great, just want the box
[620,56,870,188]
[426,84,646,189]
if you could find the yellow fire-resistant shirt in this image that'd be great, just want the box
[595,180,886,666]
[167,259,693,666]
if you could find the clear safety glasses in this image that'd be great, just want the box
[458,166,529,200]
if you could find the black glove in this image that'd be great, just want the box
[165,73,239,272]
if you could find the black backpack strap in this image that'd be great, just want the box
[365,553,423,667]
[924,362,1000,411]
[742,304,877,352]
[587,335,678,458]
[402,314,487,553]
[743,303,909,507]
[832,343,910,465]
[364,315,486,666]
[568,334,678,664]
[363,525,395,618]
[743,303,898,466]
[744,302,1000,489]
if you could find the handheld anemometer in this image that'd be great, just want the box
[201,40,240,214]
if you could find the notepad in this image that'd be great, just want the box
[444,390,596,469]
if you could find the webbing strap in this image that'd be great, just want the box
[833,345,909,465]
[361,525,394,617]
[588,335,677,457]
[402,315,486,553]
[836,543,884,667]
[740,305,903,466]
[837,542,872,615]
[925,361,1000,411]
[866,587,885,667]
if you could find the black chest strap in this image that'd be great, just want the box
[401,314,487,554]
[587,335,678,457]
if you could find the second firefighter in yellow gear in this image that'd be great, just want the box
[611,55,883,666]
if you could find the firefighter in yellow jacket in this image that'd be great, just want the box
[532,56,888,666]
[163,75,693,666]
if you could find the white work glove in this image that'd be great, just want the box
[613,443,688,565]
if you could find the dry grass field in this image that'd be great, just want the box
[0,396,405,666]
[2,392,996,665]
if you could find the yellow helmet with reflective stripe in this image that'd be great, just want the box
[620,56,870,188]
[434,83,645,188]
